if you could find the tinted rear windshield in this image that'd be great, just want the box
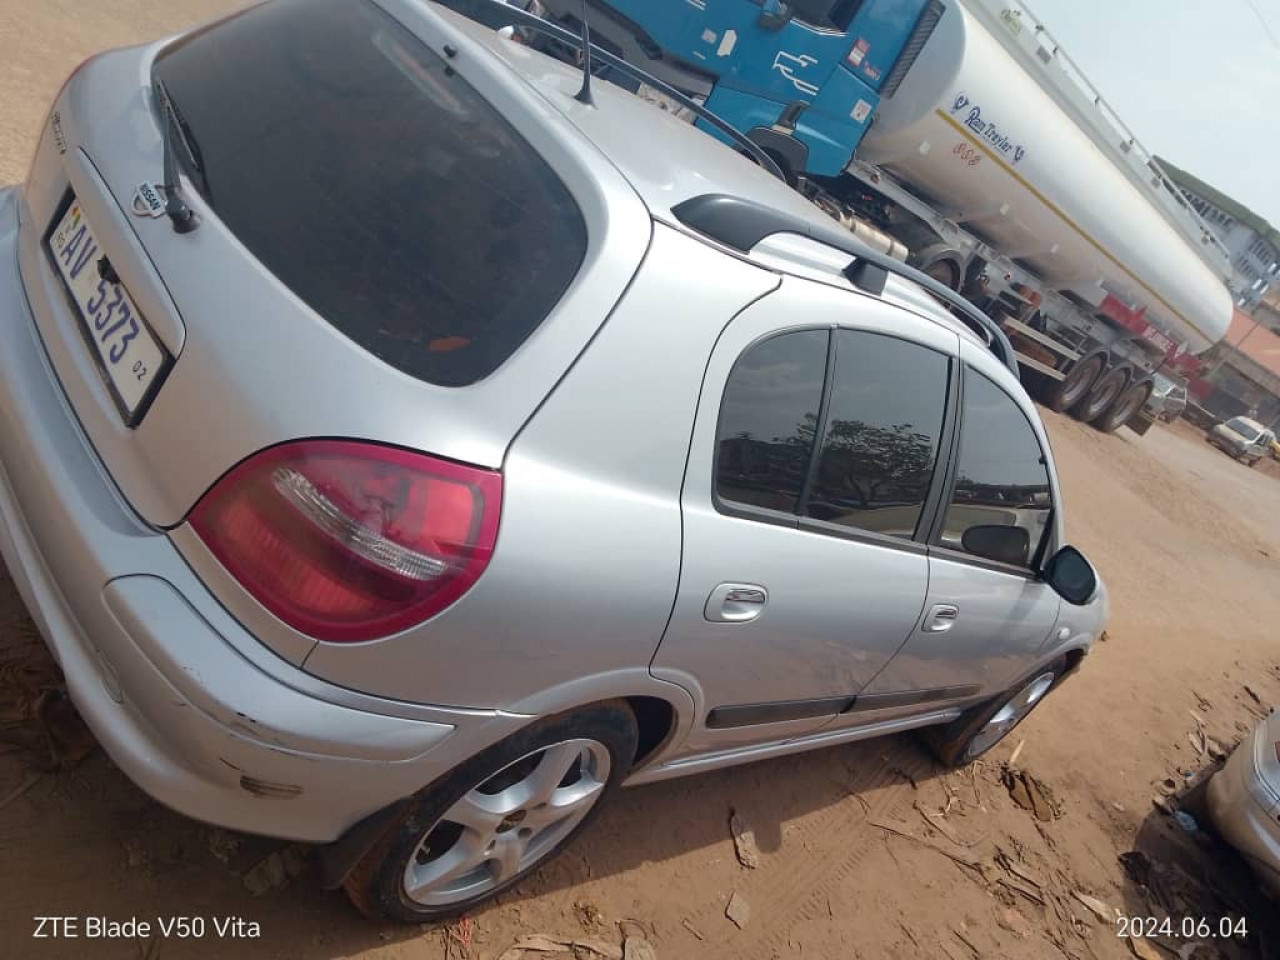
[154,0,587,387]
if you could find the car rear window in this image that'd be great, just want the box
[154,0,587,387]
[1226,418,1261,440]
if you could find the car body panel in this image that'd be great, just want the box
[303,223,780,708]
[652,276,957,756]
[1208,713,1280,897]
[833,337,1067,716]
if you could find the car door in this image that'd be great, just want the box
[852,353,1061,716]
[651,281,959,758]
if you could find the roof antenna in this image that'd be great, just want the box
[573,0,595,105]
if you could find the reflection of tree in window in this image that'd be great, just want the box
[716,331,827,513]
[942,370,1052,565]
[803,331,948,538]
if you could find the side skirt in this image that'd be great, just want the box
[623,707,962,787]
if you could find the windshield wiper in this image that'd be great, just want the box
[153,78,203,234]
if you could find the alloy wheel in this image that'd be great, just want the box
[964,672,1056,761]
[401,739,611,907]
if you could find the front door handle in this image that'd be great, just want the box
[704,583,768,623]
[923,603,959,633]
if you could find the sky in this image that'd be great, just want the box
[1026,0,1280,227]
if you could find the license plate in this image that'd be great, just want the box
[48,198,167,423]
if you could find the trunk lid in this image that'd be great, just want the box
[16,0,650,527]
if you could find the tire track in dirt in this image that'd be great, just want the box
[670,739,937,959]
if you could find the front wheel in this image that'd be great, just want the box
[923,660,1064,767]
[344,702,638,923]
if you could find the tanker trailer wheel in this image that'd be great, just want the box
[1043,353,1104,413]
[921,257,962,291]
[1074,365,1130,423]
[1095,378,1152,434]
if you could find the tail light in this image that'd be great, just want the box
[189,440,501,642]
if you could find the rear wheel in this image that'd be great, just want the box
[924,660,1065,767]
[1042,354,1103,413]
[1073,365,1129,423]
[1095,379,1151,434]
[344,702,637,923]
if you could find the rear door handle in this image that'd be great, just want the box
[704,583,768,623]
[923,603,959,633]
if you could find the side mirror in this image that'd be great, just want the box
[759,2,794,30]
[1042,546,1098,606]
[961,524,1029,566]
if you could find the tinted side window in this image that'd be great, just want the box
[716,331,829,514]
[805,331,948,538]
[941,369,1052,568]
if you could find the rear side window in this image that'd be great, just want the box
[941,369,1052,568]
[716,331,828,514]
[804,331,948,538]
[154,0,587,387]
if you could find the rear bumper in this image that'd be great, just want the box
[1207,727,1280,897]
[0,186,514,842]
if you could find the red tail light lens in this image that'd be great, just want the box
[189,441,501,642]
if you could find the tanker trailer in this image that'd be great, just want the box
[479,0,1236,433]
[840,0,1233,432]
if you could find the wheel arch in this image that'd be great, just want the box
[503,669,696,773]
[745,126,808,187]
[317,678,694,894]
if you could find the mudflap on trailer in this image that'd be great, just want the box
[1128,411,1156,436]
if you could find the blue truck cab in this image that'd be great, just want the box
[535,0,944,178]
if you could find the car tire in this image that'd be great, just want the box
[344,701,638,923]
[923,659,1065,767]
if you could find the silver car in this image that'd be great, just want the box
[1208,417,1276,467]
[0,0,1106,921]
[1208,711,1280,896]
[1143,372,1188,423]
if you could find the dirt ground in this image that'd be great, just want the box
[4,3,1280,959]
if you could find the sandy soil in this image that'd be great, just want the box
[3,4,1280,959]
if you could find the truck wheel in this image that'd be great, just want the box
[1043,354,1103,413]
[344,702,637,922]
[922,258,962,291]
[1073,366,1129,423]
[1095,380,1151,434]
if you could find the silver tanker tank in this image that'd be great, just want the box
[857,1,1231,353]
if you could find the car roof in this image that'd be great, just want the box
[431,5,991,353]
[1227,416,1267,430]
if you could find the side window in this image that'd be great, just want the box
[804,331,949,538]
[751,0,859,30]
[716,330,828,514]
[941,368,1052,568]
